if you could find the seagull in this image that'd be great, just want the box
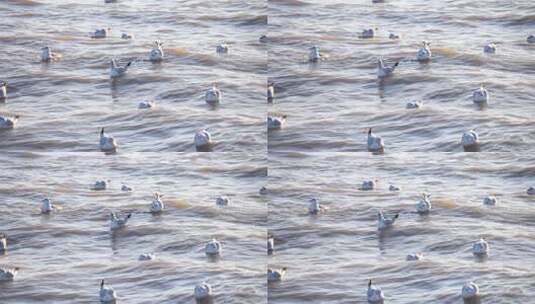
[367,280,385,303]
[416,193,432,214]
[99,128,118,152]
[461,130,480,152]
[99,280,117,303]
[389,184,401,191]
[406,253,424,261]
[416,41,432,62]
[527,187,535,195]
[0,81,7,99]
[216,196,230,206]
[91,28,109,39]
[41,47,59,62]
[110,212,131,230]
[138,100,156,109]
[308,46,321,62]
[194,129,212,152]
[361,180,377,190]
[121,184,133,191]
[483,195,497,206]
[267,268,287,282]
[110,59,132,78]
[377,57,398,78]
[472,85,489,104]
[267,234,274,255]
[406,101,423,109]
[259,186,268,195]
[205,84,221,105]
[0,267,19,282]
[527,35,535,43]
[389,33,400,39]
[483,43,497,54]
[461,282,480,300]
[205,238,222,256]
[267,82,274,102]
[259,35,268,43]
[121,33,133,39]
[377,211,398,230]
[0,233,7,252]
[0,115,19,130]
[41,198,54,214]
[138,253,156,261]
[149,40,164,62]
[308,198,326,215]
[267,115,286,130]
[150,192,164,213]
[473,238,489,256]
[93,180,108,191]
[194,282,213,300]
[360,28,377,39]
[367,128,384,153]
[216,44,229,54]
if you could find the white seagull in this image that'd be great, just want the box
[416,41,432,62]
[527,187,535,195]
[367,128,384,153]
[360,28,377,39]
[41,47,59,62]
[308,198,326,215]
[267,268,287,282]
[194,282,213,300]
[110,59,132,78]
[377,57,398,78]
[205,84,221,105]
[483,195,497,205]
[308,46,321,62]
[205,238,222,256]
[267,234,274,254]
[216,196,230,206]
[93,180,108,191]
[0,267,19,282]
[367,280,385,303]
[527,35,535,43]
[0,233,6,252]
[377,211,399,230]
[267,82,275,102]
[461,282,480,300]
[138,100,156,109]
[361,180,377,191]
[416,193,432,214]
[99,128,118,152]
[138,253,156,261]
[41,198,54,214]
[461,130,479,152]
[0,81,7,99]
[99,280,117,303]
[91,28,109,39]
[267,115,287,130]
[0,115,19,130]
[472,85,489,104]
[406,253,424,261]
[406,101,423,109]
[216,44,229,54]
[473,238,489,256]
[149,40,164,62]
[389,184,401,191]
[483,43,497,54]
[194,129,212,151]
[110,212,131,230]
[150,192,164,213]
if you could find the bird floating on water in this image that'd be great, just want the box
[367,128,384,153]
[367,280,385,303]
[527,35,535,44]
[406,101,423,109]
[110,212,131,230]
[483,195,497,206]
[0,81,7,99]
[0,115,18,130]
[377,57,398,78]
[41,47,59,62]
[205,84,221,105]
[267,82,274,102]
[416,41,432,62]
[205,238,222,256]
[308,198,326,215]
[99,128,118,152]
[121,33,133,39]
[259,35,268,43]
[527,187,535,195]
[461,282,480,300]
[259,186,268,195]
[406,253,424,261]
[267,268,287,282]
[461,130,480,152]
[0,267,19,282]
[483,43,497,54]
[41,198,54,214]
[360,28,377,39]
[308,46,321,62]
[416,193,432,214]
[99,280,117,303]
[194,282,213,300]
[267,115,286,130]
[149,40,164,62]
[91,28,109,39]
[121,184,132,192]
[267,234,274,255]
[361,180,377,191]
[0,233,7,252]
[378,211,398,230]
[389,184,400,191]
[110,59,131,78]
[150,192,164,213]
[194,129,212,152]
[138,253,156,261]
[472,238,489,256]
[472,85,489,104]
[138,100,156,109]
[216,44,229,54]
[93,180,107,191]
[389,33,400,39]
[216,196,230,206]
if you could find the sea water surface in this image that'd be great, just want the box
[0,0,267,152]
[0,152,267,303]
[268,152,535,303]
[268,0,535,152]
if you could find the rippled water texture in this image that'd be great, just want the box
[0,0,267,152]
[0,152,267,303]
[268,152,535,303]
[268,0,535,152]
